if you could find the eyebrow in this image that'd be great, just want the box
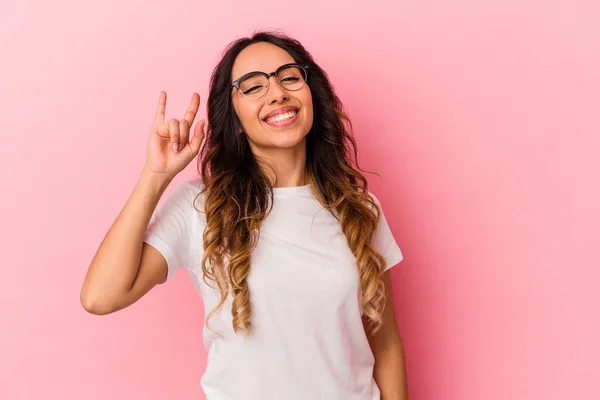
[232,63,296,81]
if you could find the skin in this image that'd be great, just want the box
[368,271,409,400]
[230,42,314,187]
[231,43,408,399]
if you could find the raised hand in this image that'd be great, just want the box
[143,91,205,178]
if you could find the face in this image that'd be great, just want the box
[231,42,314,154]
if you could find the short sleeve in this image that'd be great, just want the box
[143,179,202,283]
[370,193,404,272]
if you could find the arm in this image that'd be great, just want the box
[79,91,204,315]
[79,170,172,315]
[366,270,409,400]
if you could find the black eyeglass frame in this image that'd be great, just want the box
[231,63,310,99]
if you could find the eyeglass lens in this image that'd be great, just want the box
[239,65,306,99]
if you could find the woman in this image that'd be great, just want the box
[80,30,408,400]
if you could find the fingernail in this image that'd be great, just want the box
[172,143,179,152]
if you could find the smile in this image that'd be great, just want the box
[264,111,298,127]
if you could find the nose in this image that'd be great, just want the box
[265,75,289,104]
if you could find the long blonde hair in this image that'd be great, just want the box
[195,30,391,338]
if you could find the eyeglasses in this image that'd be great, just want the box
[231,63,310,100]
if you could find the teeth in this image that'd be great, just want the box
[266,111,296,124]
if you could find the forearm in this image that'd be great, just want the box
[80,169,171,309]
[374,339,408,400]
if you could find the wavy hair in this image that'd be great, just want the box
[196,29,390,338]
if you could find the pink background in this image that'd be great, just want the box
[1,0,599,399]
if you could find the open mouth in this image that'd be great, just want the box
[263,109,299,127]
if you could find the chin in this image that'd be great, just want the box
[269,136,306,149]
[260,125,308,148]
[247,120,312,151]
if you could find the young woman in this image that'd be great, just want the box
[81,31,408,400]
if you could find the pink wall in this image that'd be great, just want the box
[1,0,598,399]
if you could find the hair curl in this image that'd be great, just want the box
[195,29,390,338]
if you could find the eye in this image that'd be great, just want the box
[243,85,264,94]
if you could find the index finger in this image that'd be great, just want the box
[155,91,167,124]
[183,93,200,125]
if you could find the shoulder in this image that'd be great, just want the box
[178,177,204,192]
[367,190,381,204]
[163,177,205,210]
[366,190,383,212]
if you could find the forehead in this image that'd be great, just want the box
[231,42,296,80]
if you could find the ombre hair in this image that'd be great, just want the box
[195,30,390,337]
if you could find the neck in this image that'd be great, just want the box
[250,139,308,188]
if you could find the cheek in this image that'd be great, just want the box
[302,93,314,124]
[302,87,313,108]
[234,97,262,126]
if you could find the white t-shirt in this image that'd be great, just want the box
[143,178,403,400]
